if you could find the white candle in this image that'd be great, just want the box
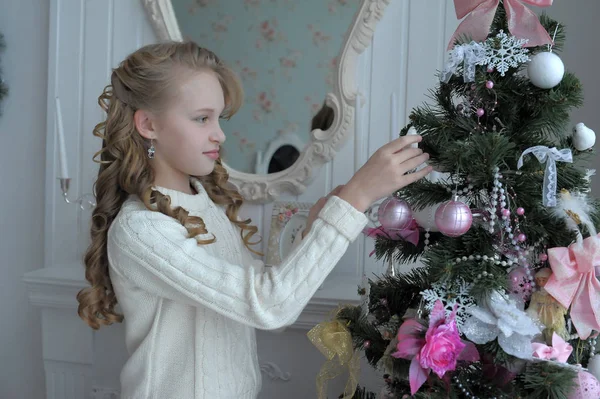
[390,92,398,140]
[55,97,69,179]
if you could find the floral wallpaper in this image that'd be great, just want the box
[172,0,360,173]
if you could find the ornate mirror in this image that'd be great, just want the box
[142,0,390,202]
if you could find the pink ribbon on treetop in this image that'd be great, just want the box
[544,234,600,340]
[448,0,554,50]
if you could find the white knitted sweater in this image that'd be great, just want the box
[107,178,368,398]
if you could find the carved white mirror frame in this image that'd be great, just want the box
[142,0,391,203]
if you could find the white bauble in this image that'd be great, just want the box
[412,170,452,231]
[573,122,596,151]
[428,170,451,184]
[413,204,439,232]
[406,126,420,149]
[527,52,565,89]
[589,354,600,381]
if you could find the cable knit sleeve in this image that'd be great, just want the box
[108,195,368,330]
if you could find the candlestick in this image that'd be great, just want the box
[55,97,69,179]
[58,177,96,210]
[390,92,398,139]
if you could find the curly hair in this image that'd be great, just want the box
[77,41,260,330]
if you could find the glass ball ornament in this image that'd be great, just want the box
[527,52,565,89]
[508,267,532,303]
[377,197,413,231]
[568,370,600,399]
[434,198,473,237]
[588,355,600,381]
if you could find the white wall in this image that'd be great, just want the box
[0,0,49,398]
[543,1,600,193]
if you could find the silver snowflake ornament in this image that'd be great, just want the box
[483,30,530,76]
[421,279,476,333]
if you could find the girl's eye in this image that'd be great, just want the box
[196,116,209,123]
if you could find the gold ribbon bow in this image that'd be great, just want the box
[307,314,360,399]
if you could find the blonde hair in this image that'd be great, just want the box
[77,41,260,330]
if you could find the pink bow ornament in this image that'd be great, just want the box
[362,221,420,257]
[448,0,554,50]
[545,234,600,339]
[532,332,573,363]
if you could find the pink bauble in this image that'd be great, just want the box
[568,371,600,399]
[378,197,413,231]
[434,200,473,237]
[508,267,532,303]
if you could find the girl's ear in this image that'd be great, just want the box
[134,109,158,140]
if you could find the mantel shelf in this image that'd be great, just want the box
[23,266,360,330]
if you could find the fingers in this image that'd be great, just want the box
[383,135,422,154]
[399,165,433,186]
[392,147,424,164]
[398,152,430,172]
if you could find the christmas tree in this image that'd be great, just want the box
[309,1,600,398]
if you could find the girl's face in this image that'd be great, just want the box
[150,70,227,190]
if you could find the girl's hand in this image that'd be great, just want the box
[338,135,432,212]
[302,185,344,239]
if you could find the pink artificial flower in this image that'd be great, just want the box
[392,300,479,395]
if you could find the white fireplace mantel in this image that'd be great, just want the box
[23,266,359,327]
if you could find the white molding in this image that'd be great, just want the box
[259,361,292,381]
[255,132,305,175]
[44,360,92,399]
[91,386,120,399]
[23,266,86,310]
[140,0,182,41]
[141,0,391,203]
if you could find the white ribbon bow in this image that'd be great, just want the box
[517,146,573,207]
[440,41,487,83]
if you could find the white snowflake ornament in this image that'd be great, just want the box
[420,279,475,333]
[484,30,530,76]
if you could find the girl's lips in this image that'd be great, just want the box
[203,150,219,160]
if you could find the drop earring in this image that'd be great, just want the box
[148,139,155,159]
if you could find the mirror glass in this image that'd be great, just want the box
[171,0,358,174]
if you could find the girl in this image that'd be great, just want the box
[76,41,431,399]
